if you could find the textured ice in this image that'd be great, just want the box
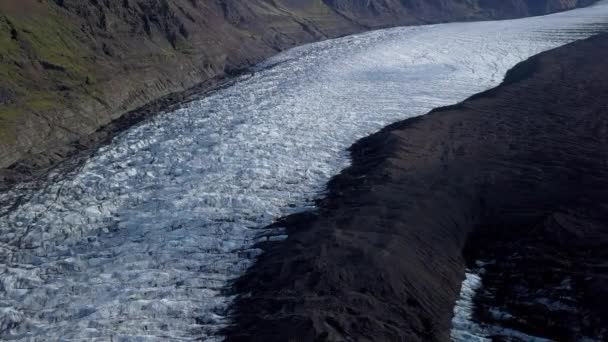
[1,2,608,340]
[450,267,561,342]
[450,271,489,342]
[452,266,583,341]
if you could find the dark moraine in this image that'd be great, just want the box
[225,34,608,341]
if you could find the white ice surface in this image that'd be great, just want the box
[451,268,556,342]
[1,2,608,340]
[451,271,489,342]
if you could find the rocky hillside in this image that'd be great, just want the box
[225,33,608,341]
[0,0,596,172]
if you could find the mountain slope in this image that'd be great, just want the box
[0,0,597,172]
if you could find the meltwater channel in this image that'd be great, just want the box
[1,3,608,340]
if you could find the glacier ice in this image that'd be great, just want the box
[1,1,608,340]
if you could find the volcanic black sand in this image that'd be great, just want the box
[224,34,608,341]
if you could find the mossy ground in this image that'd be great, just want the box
[0,1,100,139]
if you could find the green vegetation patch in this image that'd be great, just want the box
[0,3,101,143]
[0,104,21,143]
[5,9,93,79]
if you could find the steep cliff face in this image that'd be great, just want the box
[0,0,597,171]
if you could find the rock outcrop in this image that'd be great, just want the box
[0,0,597,174]
[225,33,608,341]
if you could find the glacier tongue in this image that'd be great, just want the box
[1,2,608,340]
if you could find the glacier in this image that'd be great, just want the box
[1,2,608,340]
